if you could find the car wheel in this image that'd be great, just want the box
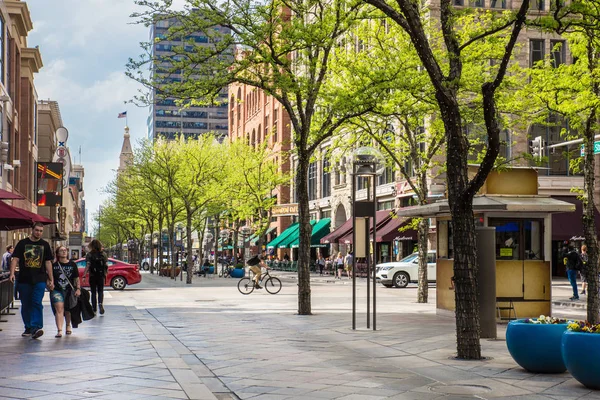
[111,276,127,290]
[393,272,409,288]
[142,263,149,271]
[382,284,393,288]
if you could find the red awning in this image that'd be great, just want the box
[0,189,24,200]
[338,210,396,244]
[320,218,354,244]
[377,215,418,242]
[552,196,600,241]
[0,201,56,230]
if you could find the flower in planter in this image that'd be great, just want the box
[567,321,600,333]
[524,315,567,324]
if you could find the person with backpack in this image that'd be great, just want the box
[562,241,583,301]
[83,239,108,315]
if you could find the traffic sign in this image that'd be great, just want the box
[580,141,600,156]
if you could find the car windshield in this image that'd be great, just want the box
[400,254,418,263]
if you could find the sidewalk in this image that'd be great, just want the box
[0,274,597,399]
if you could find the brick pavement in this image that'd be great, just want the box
[0,272,597,400]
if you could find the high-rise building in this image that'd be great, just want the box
[147,17,231,141]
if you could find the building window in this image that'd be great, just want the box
[237,88,241,121]
[530,39,545,67]
[378,167,395,185]
[322,158,331,197]
[490,0,506,8]
[453,0,464,5]
[0,16,4,84]
[470,0,484,6]
[273,109,278,143]
[499,129,511,160]
[308,162,317,201]
[264,115,269,139]
[551,40,566,67]
[377,200,394,210]
[321,210,331,219]
[532,0,544,10]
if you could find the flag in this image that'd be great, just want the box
[118,111,127,118]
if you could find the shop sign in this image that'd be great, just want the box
[394,235,414,241]
[500,248,513,257]
[271,203,299,216]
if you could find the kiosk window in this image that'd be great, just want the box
[489,219,543,260]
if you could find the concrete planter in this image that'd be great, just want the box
[230,268,245,278]
[562,331,600,389]
[506,319,568,373]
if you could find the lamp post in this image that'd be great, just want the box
[239,225,252,267]
[176,224,184,280]
[219,229,230,275]
[205,231,214,265]
[352,146,385,331]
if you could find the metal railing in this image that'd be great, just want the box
[0,272,17,330]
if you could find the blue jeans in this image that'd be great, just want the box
[567,269,579,299]
[18,282,46,330]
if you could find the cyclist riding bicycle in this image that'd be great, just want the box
[247,252,268,289]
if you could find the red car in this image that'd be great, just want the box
[74,257,142,290]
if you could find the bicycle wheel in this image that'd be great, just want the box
[264,277,282,294]
[238,277,254,295]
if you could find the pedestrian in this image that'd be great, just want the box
[8,222,54,339]
[84,239,108,315]
[344,251,354,279]
[562,241,583,301]
[325,257,332,275]
[1,245,13,272]
[335,252,344,279]
[317,254,325,276]
[51,246,81,338]
[580,244,588,295]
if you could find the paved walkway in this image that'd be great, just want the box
[0,273,597,400]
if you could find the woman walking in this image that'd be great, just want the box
[335,252,344,280]
[84,240,108,315]
[51,246,80,337]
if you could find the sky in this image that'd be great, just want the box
[27,0,184,234]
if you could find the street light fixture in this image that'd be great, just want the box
[351,146,385,331]
[239,225,252,266]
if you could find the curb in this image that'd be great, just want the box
[553,300,587,309]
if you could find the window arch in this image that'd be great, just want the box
[258,124,262,144]
[237,88,242,121]
[251,129,256,147]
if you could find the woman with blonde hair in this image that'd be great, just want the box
[50,246,80,337]
[335,252,344,280]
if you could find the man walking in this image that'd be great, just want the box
[562,242,583,301]
[9,222,54,338]
[2,245,13,272]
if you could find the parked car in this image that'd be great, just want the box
[375,251,437,288]
[75,257,142,290]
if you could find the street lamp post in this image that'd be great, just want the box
[205,232,214,272]
[352,146,385,331]
[239,225,252,269]
[219,229,230,276]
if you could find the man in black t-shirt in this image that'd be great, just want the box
[9,222,54,339]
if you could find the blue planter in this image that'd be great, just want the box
[562,331,600,389]
[207,266,214,274]
[230,268,245,278]
[506,319,568,373]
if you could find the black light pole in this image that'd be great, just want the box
[351,147,384,331]
[219,229,229,276]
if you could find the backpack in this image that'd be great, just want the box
[247,255,260,266]
[89,252,107,275]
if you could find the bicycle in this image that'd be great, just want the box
[218,259,234,278]
[237,269,282,295]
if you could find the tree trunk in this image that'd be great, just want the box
[443,95,482,360]
[583,109,599,323]
[417,218,429,303]
[186,212,194,284]
[296,152,312,315]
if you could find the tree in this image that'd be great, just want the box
[524,3,600,323]
[363,0,532,358]
[128,0,389,314]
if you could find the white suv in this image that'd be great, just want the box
[375,251,437,288]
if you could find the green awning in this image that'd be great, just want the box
[290,218,331,248]
[276,222,306,249]
[266,222,298,249]
[248,226,277,245]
